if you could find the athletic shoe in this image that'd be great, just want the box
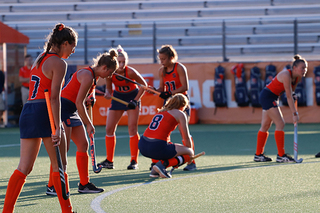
[149,162,156,170]
[254,154,272,162]
[183,162,197,171]
[315,152,320,158]
[46,185,57,196]
[276,154,295,163]
[78,182,104,193]
[153,161,172,178]
[127,160,138,170]
[98,159,114,169]
[149,168,159,178]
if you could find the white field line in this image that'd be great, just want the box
[90,161,319,213]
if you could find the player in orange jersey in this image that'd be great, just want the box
[45,49,119,196]
[151,44,196,171]
[19,54,33,105]
[3,23,77,213]
[139,93,194,178]
[254,55,307,163]
[98,45,147,170]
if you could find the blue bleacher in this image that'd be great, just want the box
[1,0,319,64]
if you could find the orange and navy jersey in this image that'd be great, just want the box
[143,111,178,142]
[163,62,187,95]
[19,66,31,88]
[112,66,138,93]
[28,53,58,100]
[266,69,298,96]
[62,66,97,103]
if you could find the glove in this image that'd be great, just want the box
[85,93,96,107]
[127,100,137,109]
[159,91,172,99]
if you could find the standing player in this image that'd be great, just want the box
[3,23,77,213]
[19,54,33,105]
[98,45,147,170]
[45,49,119,195]
[254,55,308,163]
[139,93,194,178]
[153,44,196,171]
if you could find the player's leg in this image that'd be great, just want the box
[254,110,273,162]
[71,125,104,193]
[42,137,73,213]
[126,107,140,170]
[267,107,294,162]
[99,110,124,169]
[3,138,41,213]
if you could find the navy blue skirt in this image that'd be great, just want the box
[259,88,279,110]
[138,135,177,160]
[61,98,82,127]
[109,89,140,111]
[19,100,52,138]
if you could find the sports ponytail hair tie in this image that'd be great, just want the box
[58,24,65,31]
[117,49,122,53]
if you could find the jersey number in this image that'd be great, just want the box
[165,81,176,92]
[149,114,164,130]
[31,75,40,99]
[118,86,130,92]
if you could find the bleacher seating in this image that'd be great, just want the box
[1,0,319,64]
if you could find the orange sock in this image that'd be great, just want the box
[3,169,26,213]
[76,151,89,186]
[105,135,116,162]
[52,172,73,213]
[48,165,53,187]
[255,131,269,155]
[182,136,196,164]
[129,133,140,162]
[166,155,191,168]
[151,159,158,164]
[275,130,285,157]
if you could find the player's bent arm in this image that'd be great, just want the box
[104,78,113,99]
[76,70,95,129]
[172,63,189,95]
[128,67,147,100]
[177,110,192,148]
[46,57,67,135]
[158,68,165,92]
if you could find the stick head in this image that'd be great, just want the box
[93,166,102,173]
[295,158,303,163]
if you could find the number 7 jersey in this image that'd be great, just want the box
[28,53,59,100]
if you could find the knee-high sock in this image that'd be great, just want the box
[76,151,89,186]
[52,172,73,213]
[105,135,116,162]
[129,133,140,162]
[182,136,195,164]
[47,164,53,187]
[2,169,26,213]
[164,155,191,168]
[255,131,269,155]
[275,130,285,157]
[151,159,158,164]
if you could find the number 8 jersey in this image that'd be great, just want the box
[28,53,58,100]
[143,111,178,142]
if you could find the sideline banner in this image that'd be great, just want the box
[92,94,164,126]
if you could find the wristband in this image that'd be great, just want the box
[293,112,298,116]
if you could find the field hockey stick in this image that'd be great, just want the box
[44,89,69,200]
[170,151,205,175]
[191,151,206,161]
[114,73,161,95]
[294,123,303,163]
[86,104,102,173]
[89,133,102,173]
